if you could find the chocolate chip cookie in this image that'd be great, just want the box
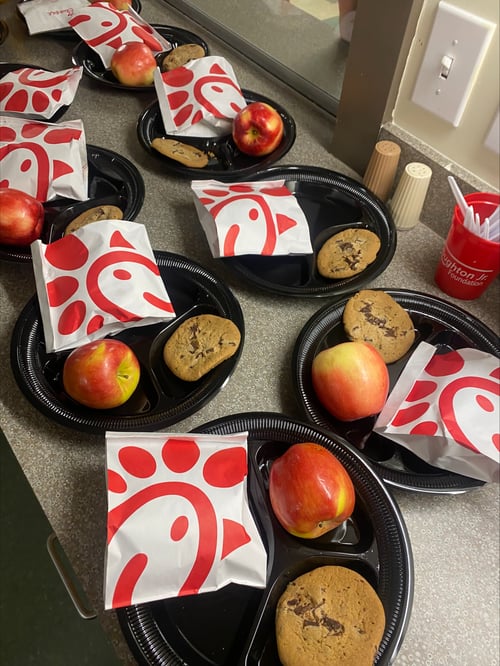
[161,44,206,71]
[275,565,386,666]
[151,138,209,168]
[317,228,381,279]
[64,205,123,235]
[163,314,241,381]
[343,289,415,363]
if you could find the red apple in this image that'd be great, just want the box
[106,0,131,9]
[62,339,140,409]
[232,102,284,156]
[110,42,156,86]
[0,188,44,246]
[312,341,389,421]
[269,442,355,538]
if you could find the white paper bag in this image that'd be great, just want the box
[104,431,267,609]
[154,56,246,138]
[0,66,83,119]
[31,220,176,352]
[374,341,500,482]
[191,179,313,257]
[17,0,90,35]
[69,2,172,68]
[0,115,87,202]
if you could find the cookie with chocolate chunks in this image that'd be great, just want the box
[275,565,386,666]
[343,289,415,363]
[163,314,241,381]
[151,138,209,168]
[64,205,123,235]
[316,228,381,279]
[161,43,206,71]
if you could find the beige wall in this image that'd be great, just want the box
[393,0,499,189]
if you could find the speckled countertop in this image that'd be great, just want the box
[0,1,499,665]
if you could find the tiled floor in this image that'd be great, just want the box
[289,0,340,26]
[0,431,121,666]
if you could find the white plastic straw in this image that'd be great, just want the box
[474,211,483,237]
[483,216,490,239]
[448,177,499,242]
[487,205,499,227]
[487,218,499,242]
[447,176,469,217]
[463,206,475,233]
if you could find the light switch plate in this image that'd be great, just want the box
[411,1,496,126]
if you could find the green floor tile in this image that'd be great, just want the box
[0,431,122,666]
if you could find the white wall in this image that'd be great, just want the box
[393,0,499,189]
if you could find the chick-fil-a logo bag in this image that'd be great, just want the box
[191,179,313,257]
[17,0,90,35]
[31,220,176,353]
[69,2,172,68]
[0,66,83,120]
[104,431,267,609]
[154,56,246,137]
[0,115,87,202]
[374,341,500,482]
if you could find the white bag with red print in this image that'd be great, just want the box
[104,431,267,609]
[374,341,500,482]
[0,66,83,120]
[31,219,176,353]
[69,3,172,68]
[154,56,246,138]
[191,179,313,257]
[0,115,87,202]
[17,0,90,35]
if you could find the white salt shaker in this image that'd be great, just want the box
[389,162,432,230]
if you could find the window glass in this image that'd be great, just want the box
[159,0,353,114]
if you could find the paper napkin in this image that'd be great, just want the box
[69,3,172,68]
[374,341,500,482]
[154,56,247,138]
[17,0,90,35]
[31,220,176,353]
[0,66,83,119]
[191,179,313,257]
[0,115,87,202]
[104,431,267,609]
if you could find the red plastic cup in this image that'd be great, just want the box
[435,192,500,300]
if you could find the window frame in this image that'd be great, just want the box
[158,0,423,172]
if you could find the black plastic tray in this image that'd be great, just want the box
[0,144,145,263]
[10,252,244,434]
[292,288,500,493]
[72,24,209,91]
[136,90,296,180]
[117,412,414,666]
[220,165,396,297]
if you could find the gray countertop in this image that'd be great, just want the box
[1,1,499,664]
